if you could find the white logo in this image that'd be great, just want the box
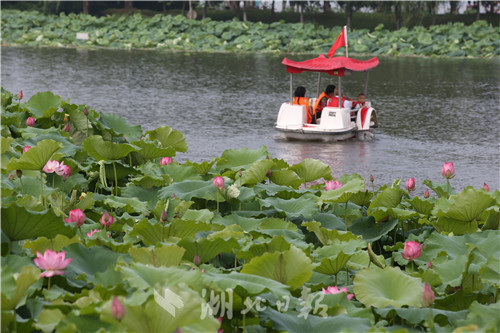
[154,288,184,317]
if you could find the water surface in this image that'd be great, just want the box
[2,47,499,191]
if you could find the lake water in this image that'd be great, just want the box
[2,47,499,192]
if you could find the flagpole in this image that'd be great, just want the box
[345,26,348,58]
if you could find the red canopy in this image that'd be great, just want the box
[282,54,379,76]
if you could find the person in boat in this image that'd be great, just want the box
[312,84,335,124]
[292,86,312,123]
[326,88,350,108]
[351,93,366,109]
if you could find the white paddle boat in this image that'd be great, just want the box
[275,54,379,142]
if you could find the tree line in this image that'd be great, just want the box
[2,1,498,31]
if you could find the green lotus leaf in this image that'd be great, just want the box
[6,139,62,170]
[354,266,425,308]
[216,146,269,172]
[433,216,479,235]
[25,91,62,118]
[145,126,187,153]
[207,224,246,240]
[179,237,239,263]
[240,245,313,289]
[130,140,175,160]
[312,239,367,258]
[260,309,371,333]
[56,312,111,333]
[97,113,142,142]
[1,203,76,241]
[22,234,80,255]
[121,183,159,203]
[375,306,467,326]
[1,137,14,154]
[348,216,398,243]
[117,261,202,290]
[314,251,352,275]
[432,189,495,222]
[290,158,332,183]
[320,177,366,203]
[129,244,186,267]
[349,190,374,207]
[423,179,452,198]
[432,254,469,289]
[182,209,213,224]
[129,219,163,246]
[236,235,291,261]
[302,221,359,246]
[101,285,219,333]
[164,164,203,182]
[347,250,386,271]
[214,214,264,232]
[183,158,217,175]
[63,243,127,284]
[20,127,80,157]
[455,301,500,332]
[34,309,65,333]
[65,104,91,135]
[409,196,434,215]
[482,207,500,230]
[203,271,290,298]
[103,196,149,214]
[82,135,136,161]
[269,169,302,188]
[158,180,218,201]
[1,111,21,127]
[367,188,404,219]
[1,265,41,311]
[242,159,274,186]
[259,193,319,219]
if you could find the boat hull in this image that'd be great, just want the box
[276,127,357,142]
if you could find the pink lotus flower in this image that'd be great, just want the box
[213,176,225,190]
[100,211,114,228]
[17,90,23,100]
[43,160,60,173]
[25,116,35,127]
[441,162,455,179]
[483,183,490,192]
[87,229,101,237]
[56,162,71,180]
[23,146,31,153]
[160,157,172,166]
[324,180,343,191]
[64,123,70,132]
[218,317,224,333]
[401,241,422,261]
[422,283,435,307]
[33,249,72,278]
[424,189,430,198]
[405,178,415,192]
[111,296,125,321]
[322,286,354,300]
[64,208,86,227]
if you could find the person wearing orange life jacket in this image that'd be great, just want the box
[292,86,312,123]
[326,87,351,108]
[312,84,336,124]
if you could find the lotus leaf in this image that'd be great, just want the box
[145,126,187,153]
[6,139,62,170]
[25,91,62,119]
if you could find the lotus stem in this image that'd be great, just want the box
[61,180,65,210]
[446,179,450,198]
[429,306,434,329]
[52,174,55,189]
[216,191,220,215]
[345,266,349,285]
[86,117,89,137]
[40,171,44,206]
[243,312,246,333]
[19,177,24,194]
[344,201,348,232]
[113,161,118,196]
[48,276,52,290]
[161,222,164,242]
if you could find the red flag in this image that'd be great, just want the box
[327,26,347,58]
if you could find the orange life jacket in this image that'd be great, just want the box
[313,92,329,118]
[326,96,347,108]
[293,97,311,123]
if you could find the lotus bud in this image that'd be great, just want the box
[213,176,225,190]
[238,169,242,178]
[266,155,269,159]
[160,157,172,166]
[64,123,70,132]
[422,283,435,307]
[369,174,374,183]
[25,117,35,127]
[100,211,114,228]
[441,162,455,179]
[483,183,490,192]
[144,212,149,217]
[111,296,125,321]
[405,178,415,192]
[83,107,89,116]
[172,194,176,199]
[23,146,31,153]
[401,241,422,261]
[193,254,201,266]
[266,169,272,177]
[17,90,23,100]
[64,114,70,122]
[64,208,86,227]
[122,136,126,142]
[424,189,430,198]
[8,173,14,180]
[16,170,22,178]
[160,210,168,223]
[427,261,432,269]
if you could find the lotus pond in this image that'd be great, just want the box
[1,88,499,332]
